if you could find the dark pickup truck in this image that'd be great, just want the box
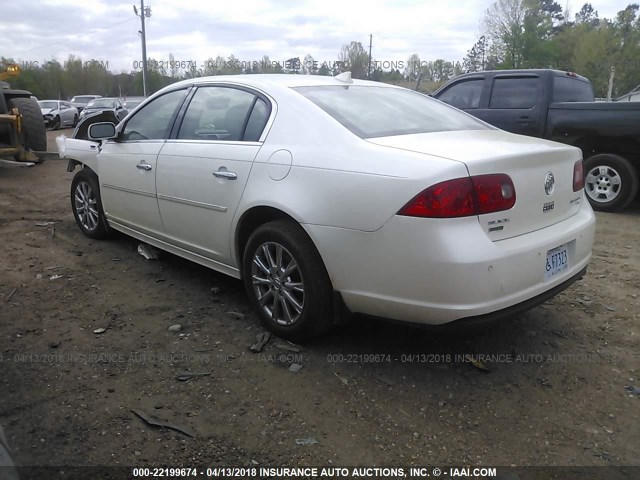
[432,69,640,212]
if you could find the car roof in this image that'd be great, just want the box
[450,69,591,83]
[167,74,399,92]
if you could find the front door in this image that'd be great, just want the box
[97,88,189,237]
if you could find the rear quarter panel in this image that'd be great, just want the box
[236,90,470,233]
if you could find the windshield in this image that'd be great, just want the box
[295,85,488,138]
[89,99,116,108]
[553,76,595,102]
[38,101,58,110]
[71,96,97,104]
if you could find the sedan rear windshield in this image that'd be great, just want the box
[38,101,58,110]
[71,96,97,104]
[89,99,116,108]
[294,85,488,138]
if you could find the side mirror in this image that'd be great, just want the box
[88,122,117,140]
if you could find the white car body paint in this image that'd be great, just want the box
[58,74,596,327]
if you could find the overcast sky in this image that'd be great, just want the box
[2,0,632,73]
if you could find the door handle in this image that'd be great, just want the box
[136,162,152,171]
[213,169,237,180]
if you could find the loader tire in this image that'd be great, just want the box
[8,97,47,154]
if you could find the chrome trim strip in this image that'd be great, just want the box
[102,183,156,198]
[157,194,227,212]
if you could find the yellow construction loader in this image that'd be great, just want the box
[0,63,47,164]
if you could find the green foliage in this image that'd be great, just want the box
[478,1,640,96]
[338,41,369,79]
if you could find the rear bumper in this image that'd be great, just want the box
[446,265,587,328]
[304,197,596,325]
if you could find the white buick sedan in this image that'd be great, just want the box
[58,73,595,340]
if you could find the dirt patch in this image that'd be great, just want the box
[1,157,639,467]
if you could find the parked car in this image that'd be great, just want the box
[57,74,595,340]
[38,100,78,129]
[70,95,101,114]
[432,69,640,212]
[122,96,146,111]
[79,97,127,122]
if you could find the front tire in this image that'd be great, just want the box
[70,169,111,239]
[584,154,638,212]
[242,220,334,341]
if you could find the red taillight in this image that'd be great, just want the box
[573,160,584,191]
[398,174,516,218]
[472,174,516,214]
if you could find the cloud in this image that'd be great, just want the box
[1,0,633,73]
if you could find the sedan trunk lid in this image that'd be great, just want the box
[368,129,584,241]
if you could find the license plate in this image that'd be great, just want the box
[545,245,569,281]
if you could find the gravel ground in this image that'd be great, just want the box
[0,130,638,469]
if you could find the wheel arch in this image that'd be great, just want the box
[234,206,302,274]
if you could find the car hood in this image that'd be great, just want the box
[40,108,55,115]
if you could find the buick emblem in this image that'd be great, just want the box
[544,172,555,196]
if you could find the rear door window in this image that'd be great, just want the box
[489,77,539,109]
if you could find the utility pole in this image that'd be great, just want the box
[134,1,151,96]
[607,66,615,102]
[368,34,373,79]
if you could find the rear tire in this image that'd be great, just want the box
[70,169,111,239]
[584,154,638,212]
[242,220,334,341]
[7,97,47,153]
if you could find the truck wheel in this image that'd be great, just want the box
[584,154,638,212]
[7,97,47,153]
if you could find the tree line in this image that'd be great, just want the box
[462,1,640,96]
[2,2,638,100]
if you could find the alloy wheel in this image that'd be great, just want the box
[251,242,305,326]
[74,180,99,231]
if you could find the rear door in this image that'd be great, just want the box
[156,85,272,265]
[480,75,545,137]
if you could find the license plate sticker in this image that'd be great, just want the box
[545,245,569,281]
